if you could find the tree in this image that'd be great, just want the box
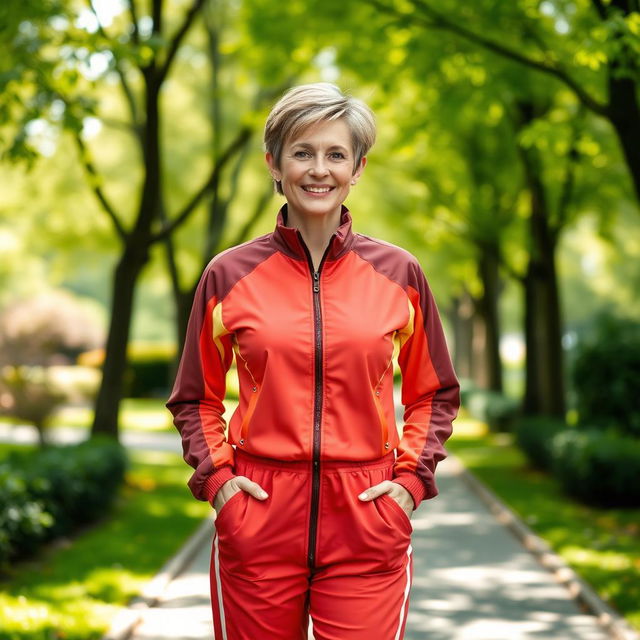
[369,0,640,207]
[82,1,255,437]
[289,0,624,417]
[2,0,251,437]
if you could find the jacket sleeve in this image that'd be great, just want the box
[392,259,460,509]
[166,262,237,504]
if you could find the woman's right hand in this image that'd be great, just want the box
[212,475,269,512]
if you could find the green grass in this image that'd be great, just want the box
[0,399,176,434]
[51,399,175,433]
[47,397,239,434]
[0,445,210,640]
[448,417,640,631]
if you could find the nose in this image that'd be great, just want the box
[309,155,329,176]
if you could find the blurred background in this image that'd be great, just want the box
[0,0,638,638]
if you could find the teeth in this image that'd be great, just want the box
[304,186,331,193]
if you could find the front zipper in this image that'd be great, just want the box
[299,232,333,570]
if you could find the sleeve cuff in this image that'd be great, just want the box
[392,473,428,510]
[203,466,236,505]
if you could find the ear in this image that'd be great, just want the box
[350,156,367,185]
[265,152,281,181]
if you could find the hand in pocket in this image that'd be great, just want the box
[213,475,269,512]
[357,480,414,519]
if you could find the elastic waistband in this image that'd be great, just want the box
[234,448,396,474]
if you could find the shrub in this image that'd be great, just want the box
[80,343,176,398]
[551,428,640,508]
[0,290,104,366]
[0,438,127,568]
[462,386,520,432]
[0,365,66,445]
[515,416,567,471]
[0,291,105,442]
[572,315,640,437]
[0,466,53,561]
[127,357,173,398]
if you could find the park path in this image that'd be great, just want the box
[120,455,624,640]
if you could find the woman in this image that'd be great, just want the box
[167,83,459,640]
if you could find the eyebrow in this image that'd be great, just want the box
[291,142,350,153]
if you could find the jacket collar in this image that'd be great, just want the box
[272,203,356,262]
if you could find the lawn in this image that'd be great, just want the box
[0,444,210,640]
[52,399,176,433]
[1,397,239,435]
[448,417,640,631]
[53,398,239,433]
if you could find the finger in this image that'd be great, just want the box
[236,476,268,500]
[358,481,393,501]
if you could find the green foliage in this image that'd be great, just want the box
[460,381,520,432]
[514,416,568,471]
[80,343,176,398]
[125,344,175,398]
[0,466,53,565]
[573,314,640,436]
[0,438,127,568]
[551,428,640,508]
[0,449,209,640]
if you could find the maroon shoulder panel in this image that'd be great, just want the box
[205,232,279,301]
[351,233,419,290]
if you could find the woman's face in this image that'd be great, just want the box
[266,118,366,223]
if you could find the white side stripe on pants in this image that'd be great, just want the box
[394,544,413,640]
[212,530,228,640]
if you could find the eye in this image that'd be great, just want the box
[294,150,311,158]
[329,152,346,159]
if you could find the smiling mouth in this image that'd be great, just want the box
[302,186,334,193]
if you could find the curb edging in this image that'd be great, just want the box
[448,454,639,640]
[102,513,215,640]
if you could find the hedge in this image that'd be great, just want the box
[551,428,640,508]
[0,438,127,568]
[572,315,640,437]
[515,416,568,471]
[79,344,175,398]
[460,382,519,432]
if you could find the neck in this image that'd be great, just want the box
[285,206,342,268]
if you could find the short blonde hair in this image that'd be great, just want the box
[264,83,376,195]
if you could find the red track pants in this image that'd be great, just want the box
[210,449,414,640]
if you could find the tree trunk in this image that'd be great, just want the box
[90,70,161,439]
[519,145,565,418]
[608,75,640,205]
[476,244,503,392]
[449,291,475,380]
[35,420,47,447]
[91,248,147,437]
[471,312,488,389]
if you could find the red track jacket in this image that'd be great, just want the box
[167,205,460,510]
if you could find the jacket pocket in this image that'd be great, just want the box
[372,386,390,455]
[237,383,260,446]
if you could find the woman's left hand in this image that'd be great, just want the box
[358,481,414,519]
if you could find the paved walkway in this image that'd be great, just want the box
[126,457,620,640]
[0,422,181,452]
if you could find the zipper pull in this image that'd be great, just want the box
[313,271,319,292]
